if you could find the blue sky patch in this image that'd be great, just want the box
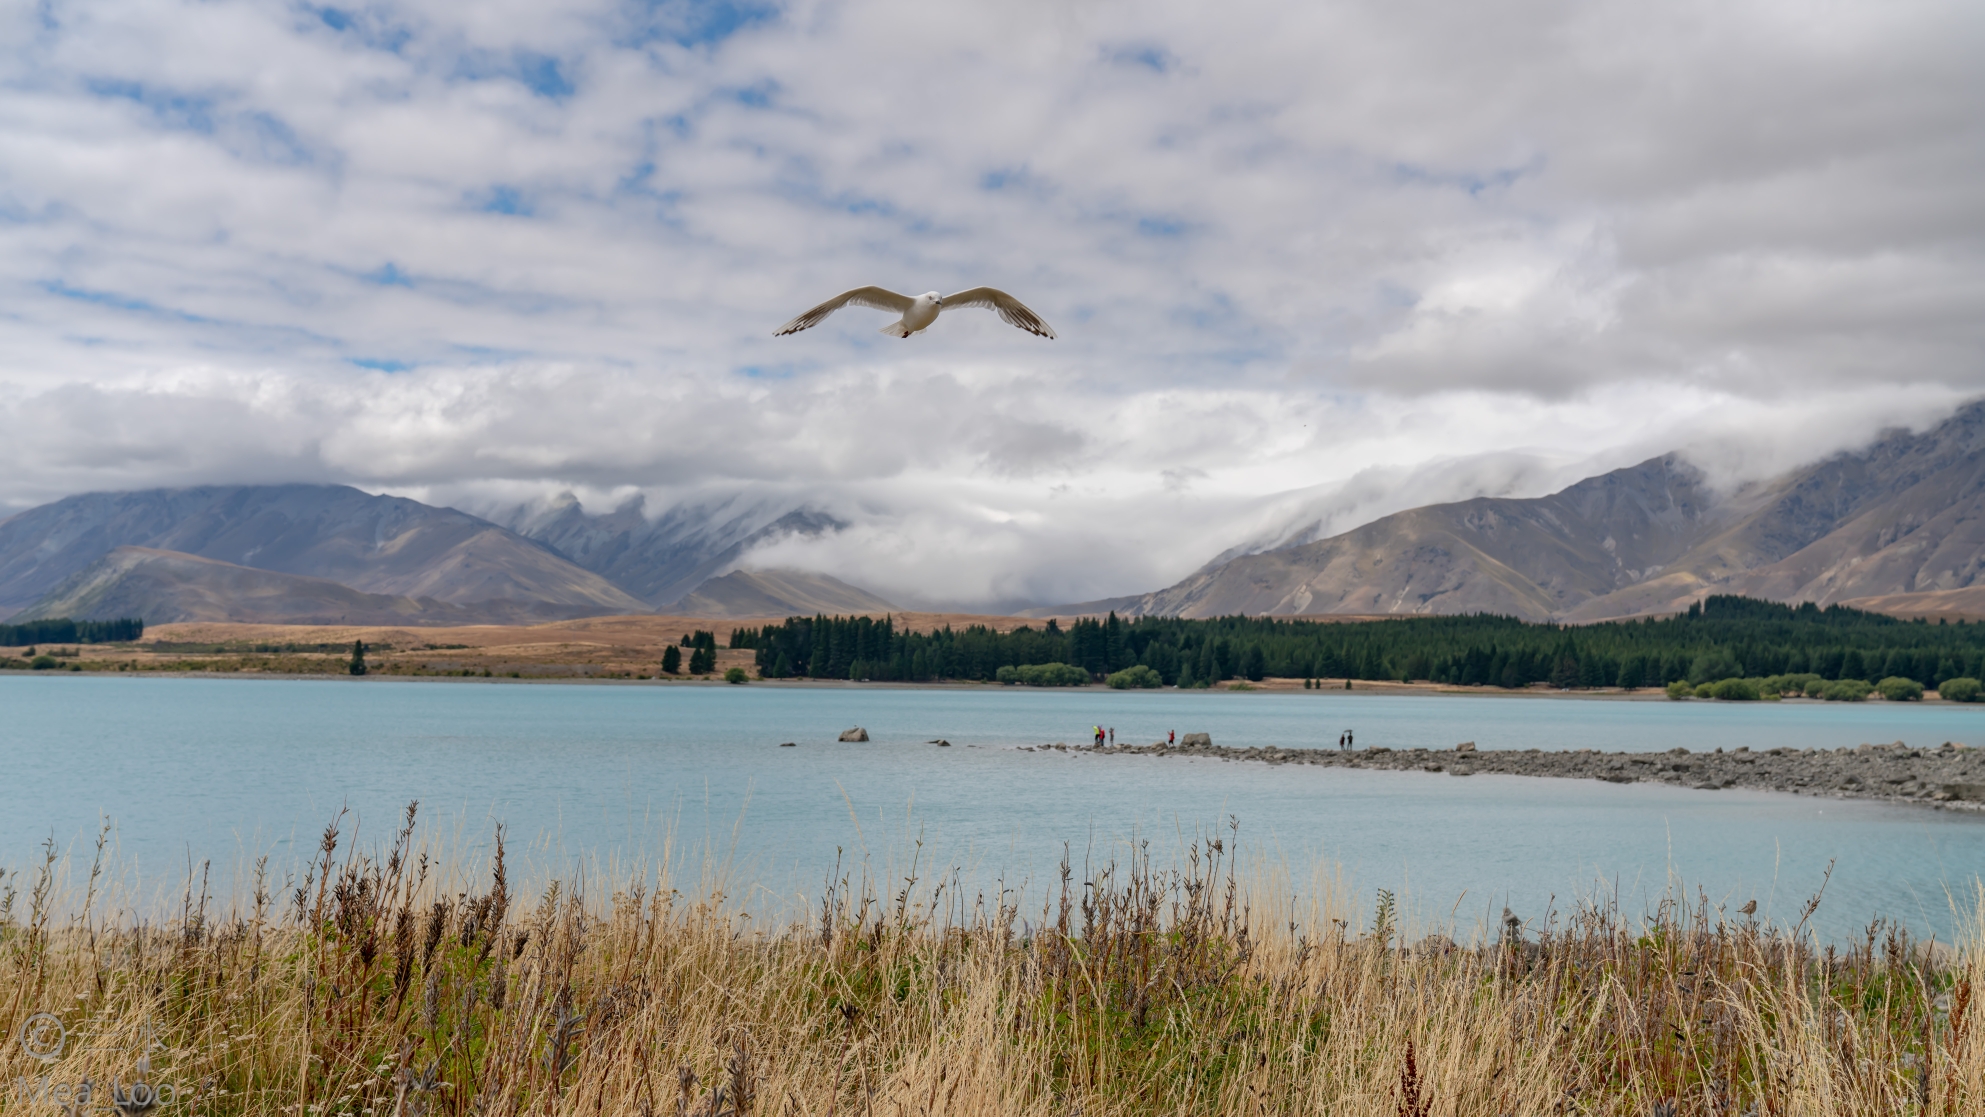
[728,80,777,108]
[309,6,412,52]
[362,263,414,287]
[621,0,777,49]
[1391,155,1541,197]
[87,80,216,133]
[514,52,575,98]
[474,185,533,216]
[447,49,576,99]
[349,357,412,372]
[1102,44,1176,73]
[40,280,212,323]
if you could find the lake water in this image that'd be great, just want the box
[5,675,1984,943]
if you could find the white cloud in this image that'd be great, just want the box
[0,0,1978,606]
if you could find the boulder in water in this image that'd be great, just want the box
[1181,732,1212,748]
[839,727,870,742]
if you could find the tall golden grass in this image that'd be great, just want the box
[1,806,1977,1116]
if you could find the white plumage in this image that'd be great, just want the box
[774,287,1056,339]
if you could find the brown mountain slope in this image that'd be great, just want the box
[1562,401,1985,618]
[0,485,648,618]
[671,568,899,618]
[1093,454,1722,621]
[9,547,621,625]
[1063,401,1985,623]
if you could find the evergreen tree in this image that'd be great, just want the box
[661,645,681,674]
[1241,644,1267,681]
[348,640,368,676]
[1840,648,1866,680]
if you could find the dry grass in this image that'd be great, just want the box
[2,811,1979,1116]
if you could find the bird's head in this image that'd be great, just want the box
[924,291,943,306]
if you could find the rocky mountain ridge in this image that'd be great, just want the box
[0,485,647,624]
[1042,401,1985,622]
[15,546,607,626]
[0,484,864,625]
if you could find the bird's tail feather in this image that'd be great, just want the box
[878,320,912,337]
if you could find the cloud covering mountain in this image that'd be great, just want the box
[1,0,1979,607]
[1059,402,1985,622]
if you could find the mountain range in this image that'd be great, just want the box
[0,485,890,625]
[8,401,1985,627]
[1035,400,1985,621]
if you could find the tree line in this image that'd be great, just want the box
[0,617,144,645]
[727,597,1985,690]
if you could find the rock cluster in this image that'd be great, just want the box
[1064,738,1985,810]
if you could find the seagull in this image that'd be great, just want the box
[774,287,1056,339]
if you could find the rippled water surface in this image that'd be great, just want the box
[5,675,1983,941]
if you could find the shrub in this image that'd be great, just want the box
[1762,673,1823,697]
[723,666,748,684]
[995,662,1090,687]
[30,655,57,670]
[1665,679,1694,700]
[1106,665,1163,689]
[1707,677,1760,701]
[1803,678,1829,698]
[1875,676,1923,701]
[1821,679,1873,702]
[1938,676,1983,703]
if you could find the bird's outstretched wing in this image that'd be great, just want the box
[941,288,1057,339]
[774,287,915,336]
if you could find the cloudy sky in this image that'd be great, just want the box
[1,0,1980,607]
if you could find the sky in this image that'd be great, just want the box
[1,0,1981,609]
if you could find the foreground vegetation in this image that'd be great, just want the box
[735,596,1985,690]
[2,812,1979,1116]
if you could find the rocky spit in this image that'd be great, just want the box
[1030,736,1985,810]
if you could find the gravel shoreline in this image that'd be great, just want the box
[1042,737,1985,810]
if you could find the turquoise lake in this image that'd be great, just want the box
[4,674,1983,942]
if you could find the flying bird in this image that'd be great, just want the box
[774,287,1056,339]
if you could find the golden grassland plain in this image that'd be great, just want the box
[1,810,1980,1116]
[0,614,1063,681]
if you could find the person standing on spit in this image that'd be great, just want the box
[1347,729,1355,749]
